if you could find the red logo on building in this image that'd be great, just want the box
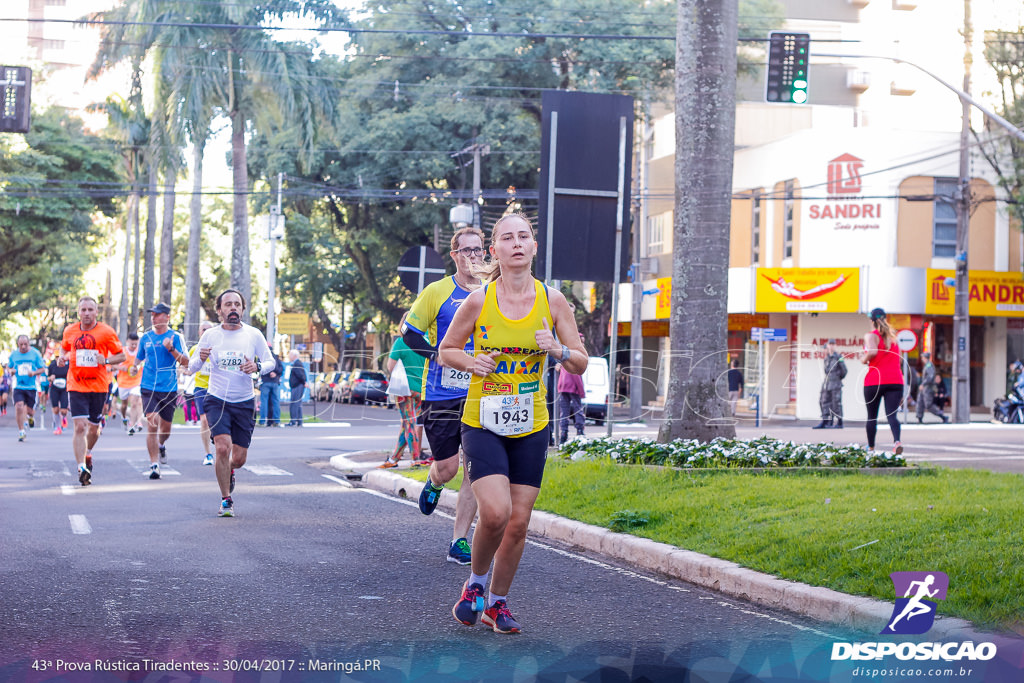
[931,275,951,302]
[827,153,864,195]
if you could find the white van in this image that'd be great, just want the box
[582,356,610,425]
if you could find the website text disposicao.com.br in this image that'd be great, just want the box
[851,665,981,679]
[836,640,996,680]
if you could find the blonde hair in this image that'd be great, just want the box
[873,317,897,345]
[474,212,535,284]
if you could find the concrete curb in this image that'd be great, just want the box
[340,454,999,642]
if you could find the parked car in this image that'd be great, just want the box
[314,371,342,402]
[582,356,610,425]
[279,361,311,404]
[347,369,389,405]
[331,371,353,402]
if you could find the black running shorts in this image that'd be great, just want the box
[49,387,69,410]
[142,389,178,422]
[12,388,36,409]
[460,425,549,488]
[204,394,257,449]
[421,397,467,461]
[69,391,108,424]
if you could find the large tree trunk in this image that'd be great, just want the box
[159,167,176,306]
[143,159,158,329]
[184,139,205,343]
[230,107,252,323]
[658,0,739,443]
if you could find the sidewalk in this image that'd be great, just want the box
[330,449,1021,650]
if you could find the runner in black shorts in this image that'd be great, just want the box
[60,296,124,486]
[47,357,70,435]
[403,226,486,565]
[441,213,587,634]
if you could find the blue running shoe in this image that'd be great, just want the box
[447,537,472,565]
[482,599,521,634]
[219,497,234,517]
[452,582,485,626]
[203,453,214,466]
[418,478,443,515]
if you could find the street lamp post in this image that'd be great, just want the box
[267,173,285,345]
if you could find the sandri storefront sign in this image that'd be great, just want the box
[925,269,1024,316]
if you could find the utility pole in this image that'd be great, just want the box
[267,172,283,346]
[629,106,650,422]
[952,0,973,423]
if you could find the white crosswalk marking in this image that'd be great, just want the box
[243,463,293,476]
[68,514,92,535]
[60,485,77,496]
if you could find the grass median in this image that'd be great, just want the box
[402,456,1024,634]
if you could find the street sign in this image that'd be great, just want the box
[398,246,446,294]
[751,327,788,342]
[895,328,918,352]
[277,313,308,335]
[312,342,323,361]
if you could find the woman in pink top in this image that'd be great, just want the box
[859,308,906,454]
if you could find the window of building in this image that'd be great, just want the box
[45,0,68,5]
[42,39,66,50]
[645,212,669,256]
[783,180,795,260]
[933,177,958,259]
[751,189,762,264]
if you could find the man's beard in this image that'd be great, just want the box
[226,312,241,324]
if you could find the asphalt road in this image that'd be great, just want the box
[1,402,1021,682]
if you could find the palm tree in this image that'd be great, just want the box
[87,0,344,325]
[658,0,739,443]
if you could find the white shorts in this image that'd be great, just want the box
[118,385,142,401]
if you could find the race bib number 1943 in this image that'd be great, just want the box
[480,394,534,436]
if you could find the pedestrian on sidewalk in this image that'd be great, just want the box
[379,314,426,468]
[915,352,948,424]
[135,302,189,480]
[442,212,587,634]
[859,308,905,455]
[556,333,587,441]
[812,339,846,429]
[259,347,285,427]
[0,367,10,416]
[727,358,743,416]
[285,349,309,426]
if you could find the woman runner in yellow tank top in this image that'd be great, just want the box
[439,212,587,634]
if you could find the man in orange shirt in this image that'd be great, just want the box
[115,332,145,434]
[59,296,125,486]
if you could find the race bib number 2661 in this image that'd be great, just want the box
[480,394,534,436]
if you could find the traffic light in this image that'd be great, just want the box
[1,66,31,133]
[765,33,809,104]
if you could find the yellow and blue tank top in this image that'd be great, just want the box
[462,278,553,436]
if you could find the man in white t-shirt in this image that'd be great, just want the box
[190,289,274,517]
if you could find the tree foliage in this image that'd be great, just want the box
[978,28,1024,232]
[0,108,121,319]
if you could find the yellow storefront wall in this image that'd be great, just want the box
[755,268,860,313]
[925,269,1024,317]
